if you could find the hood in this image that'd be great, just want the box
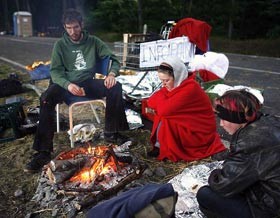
[161,56,188,88]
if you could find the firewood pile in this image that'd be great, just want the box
[31,142,147,217]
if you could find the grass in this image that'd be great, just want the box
[210,36,280,58]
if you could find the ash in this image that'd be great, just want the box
[31,142,147,217]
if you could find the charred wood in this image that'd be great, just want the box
[77,163,146,210]
[49,157,87,172]
[46,167,78,184]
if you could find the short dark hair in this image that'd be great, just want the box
[62,8,83,25]
[214,89,260,123]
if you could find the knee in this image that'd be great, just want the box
[114,81,122,91]
[109,82,122,94]
[40,84,63,106]
[196,185,212,205]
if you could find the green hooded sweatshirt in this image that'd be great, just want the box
[50,30,120,90]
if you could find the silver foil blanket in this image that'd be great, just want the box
[169,161,223,218]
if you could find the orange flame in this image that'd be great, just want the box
[26,60,51,71]
[69,145,119,184]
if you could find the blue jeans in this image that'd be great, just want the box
[196,186,253,218]
[33,79,129,152]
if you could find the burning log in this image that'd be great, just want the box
[46,168,78,184]
[57,147,89,160]
[45,144,146,200]
[76,162,147,210]
[108,145,121,171]
[49,157,87,172]
[34,142,149,218]
[46,157,89,184]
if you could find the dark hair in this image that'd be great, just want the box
[62,8,83,25]
[214,89,260,123]
[158,63,174,77]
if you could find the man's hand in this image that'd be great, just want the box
[67,83,85,96]
[104,72,117,89]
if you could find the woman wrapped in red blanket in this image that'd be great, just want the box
[147,56,226,162]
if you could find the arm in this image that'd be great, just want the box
[148,81,206,117]
[50,42,71,90]
[94,37,120,89]
[50,42,85,96]
[209,154,259,197]
[94,37,120,76]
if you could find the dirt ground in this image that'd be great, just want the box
[0,63,207,218]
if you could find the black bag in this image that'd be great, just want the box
[0,79,23,98]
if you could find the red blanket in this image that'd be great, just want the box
[148,79,225,162]
[188,69,221,82]
[169,18,211,52]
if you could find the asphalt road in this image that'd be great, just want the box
[0,35,279,115]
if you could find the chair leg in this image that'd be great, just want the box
[56,104,60,132]
[89,103,101,124]
[69,105,74,148]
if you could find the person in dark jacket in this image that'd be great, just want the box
[196,89,280,218]
[24,9,129,173]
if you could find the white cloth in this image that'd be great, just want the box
[188,51,229,78]
[208,84,264,104]
[68,123,97,142]
[161,56,188,88]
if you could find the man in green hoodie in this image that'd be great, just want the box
[24,9,129,173]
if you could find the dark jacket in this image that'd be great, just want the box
[209,114,280,218]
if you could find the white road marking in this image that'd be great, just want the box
[9,39,29,43]
[0,56,27,70]
[9,38,54,45]
[229,65,280,75]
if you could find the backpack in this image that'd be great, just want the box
[0,79,23,98]
[134,192,178,218]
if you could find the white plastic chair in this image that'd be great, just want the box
[56,99,106,148]
[56,57,111,147]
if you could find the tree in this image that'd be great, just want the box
[2,0,10,32]
[87,0,138,33]
[137,0,143,33]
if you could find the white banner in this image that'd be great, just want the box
[139,36,195,68]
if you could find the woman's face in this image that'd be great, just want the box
[220,119,244,135]
[158,72,174,91]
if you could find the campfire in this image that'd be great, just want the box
[46,143,141,189]
[32,142,146,216]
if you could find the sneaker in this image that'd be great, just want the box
[104,132,131,144]
[147,147,160,158]
[24,152,51,173]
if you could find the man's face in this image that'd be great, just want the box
[64,21,82,42]
[220,119,243,135]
